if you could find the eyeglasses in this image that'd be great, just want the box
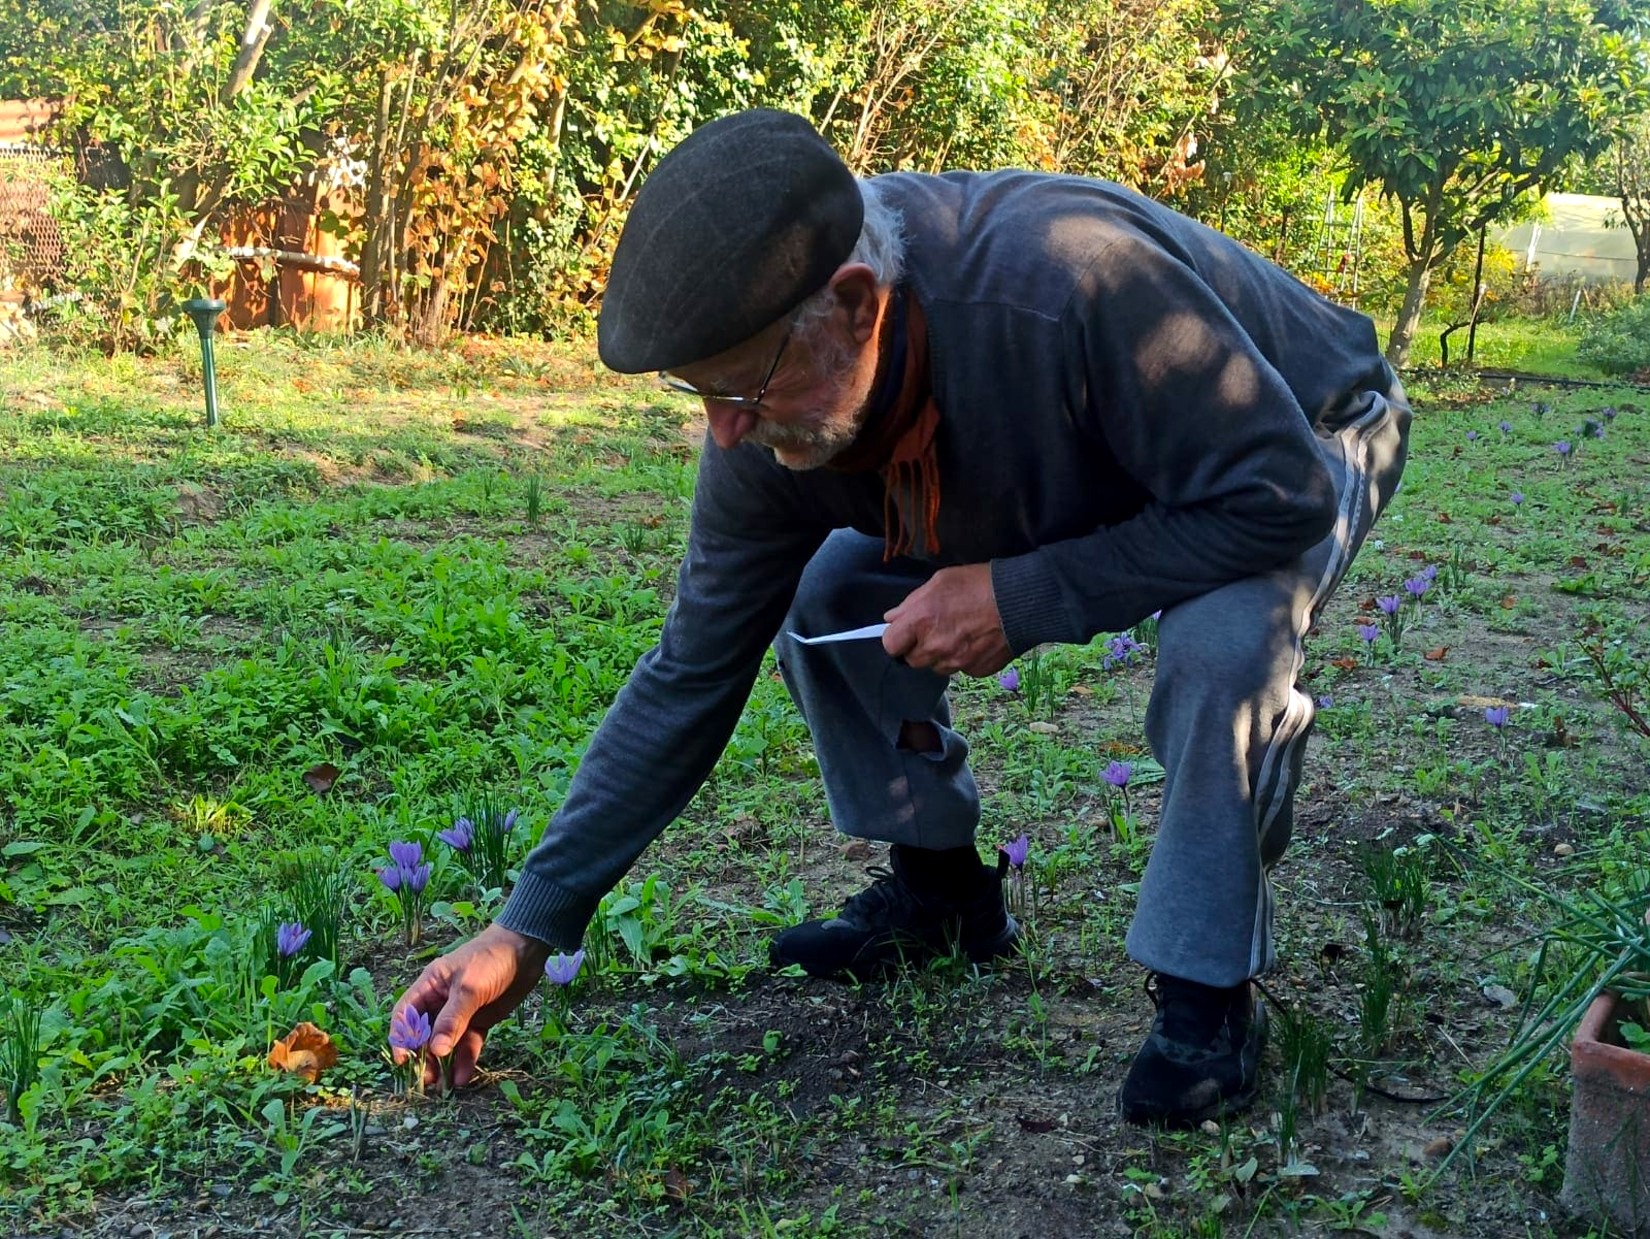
[659,319,794,409]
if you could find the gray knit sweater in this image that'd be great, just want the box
[496,170,1388,948]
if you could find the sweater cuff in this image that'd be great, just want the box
[991,552,1079,652]
[495,870,603,950]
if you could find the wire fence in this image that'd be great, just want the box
[0,143,67,293]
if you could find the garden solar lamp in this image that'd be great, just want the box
[181,297,227,428]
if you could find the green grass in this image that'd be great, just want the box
[1384,314,1615,379]
[0,326,1647,1236]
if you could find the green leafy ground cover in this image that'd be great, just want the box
[1,332,1648,1237]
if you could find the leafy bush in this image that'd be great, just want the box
[1577,297,1650,376]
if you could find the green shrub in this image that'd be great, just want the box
[1576,297,1650,376]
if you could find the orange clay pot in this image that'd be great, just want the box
[1562,991,1650,1235]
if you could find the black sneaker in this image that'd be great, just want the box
[768,846,1020,980]
[1118,973,1267,1127]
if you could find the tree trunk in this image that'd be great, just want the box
[358,73,395,324]
[1385,259,1434,368]
[223,0,276,104]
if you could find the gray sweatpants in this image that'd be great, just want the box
[775,377,1411,987]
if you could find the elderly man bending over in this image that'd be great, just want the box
[392,108,1410,1128]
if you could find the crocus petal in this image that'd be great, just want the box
[388,1006,432,1052]
[388,840,423,869]
[277,921,312,958]
[544,949,586,986]
[377,865,402,892]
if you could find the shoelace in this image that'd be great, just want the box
[1145,972,1249,1046]
[838,866,904,921]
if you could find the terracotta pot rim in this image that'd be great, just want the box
[1573,991,1650,1088]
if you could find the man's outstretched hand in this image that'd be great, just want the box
[390,923,550,1090]
[882,562,1013,678]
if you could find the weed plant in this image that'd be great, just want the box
[0,996,40,1124]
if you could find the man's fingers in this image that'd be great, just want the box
[450,1029,488,1088]
[428,981,484,1060]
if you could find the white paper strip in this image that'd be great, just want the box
[788,623,890,646]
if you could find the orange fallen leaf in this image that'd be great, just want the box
[302,762,340,795]
[268,1022,338,1083]
[1329,656,1358,671]
[1424,647,1449,661]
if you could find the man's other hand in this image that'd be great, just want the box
[882,562,1013,677]
[389,923,551,1090]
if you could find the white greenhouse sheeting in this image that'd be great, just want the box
[1496,193,1640,283]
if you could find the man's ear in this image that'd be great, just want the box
[827,263,883,344]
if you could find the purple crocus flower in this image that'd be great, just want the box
[276,921,312,958]
[1466,430,1478,442]
[1421,564,1438,581]
[377,865,402,892]
[1554,440,1572,457]
[1485,705,1511,729]
[1510,491,1524,506]
[997,667,1021,692]
[501,808,521,833]
[388,1006,432,1052]
[438,817,475,852]
[1002,833,1030,869]
[1499,420,1513,434]
[1601,406,1617,421]
[543,948,586,986]
[1377,595,1402,615]
[1103,760,1133,789]
[1104,634,1142,669]
[403,863,431,894]
[1358,623,1380,643]
[1404,576,1431,599]
[388,840,423,870]
[1316,695,1334,709]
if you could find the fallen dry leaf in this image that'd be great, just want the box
[302,762,340,795]
[1424,646,1449,661]
[1329,656,1358,671]
[268,1022,338,1083]
[1422,1135,1457,1161]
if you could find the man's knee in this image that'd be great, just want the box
[897,719,942,754]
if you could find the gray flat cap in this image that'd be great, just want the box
[597,109,863,374]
